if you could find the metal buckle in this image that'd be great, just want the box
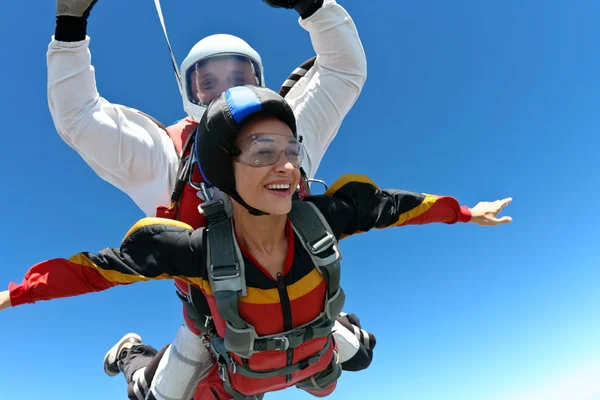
[187,147,205,191]
[196,182,215,202]
[210,264,241,280]
[199,199,225,217]
[228,358,237,374]
[274,336,289,351]
[310,232,335,254]
[218,364,227,381]
[205,324,217,339]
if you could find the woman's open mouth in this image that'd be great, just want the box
[265,183,293,197]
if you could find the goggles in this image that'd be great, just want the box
[234,133,304,168]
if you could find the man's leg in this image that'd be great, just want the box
[149,324,216,400]
[332,313,377,371]
[104,325,217,400]
[104,333,165,400]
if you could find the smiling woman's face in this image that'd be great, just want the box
[232,115,301,215]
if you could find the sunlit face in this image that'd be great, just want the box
[233,116,301,215]
[189,56,259,105]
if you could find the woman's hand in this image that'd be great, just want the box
[0,290,13,312]
[469,198,513,226]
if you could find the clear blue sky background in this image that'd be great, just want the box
[1,1,599,399]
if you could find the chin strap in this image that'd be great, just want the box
[248,207,268,216]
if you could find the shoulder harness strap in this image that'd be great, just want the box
[288,200,345,320]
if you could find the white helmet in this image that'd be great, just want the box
[180,34,266,122]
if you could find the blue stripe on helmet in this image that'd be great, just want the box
[225,86,262,124]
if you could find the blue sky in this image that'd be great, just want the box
[1,1,600,399]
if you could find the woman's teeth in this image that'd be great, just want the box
[265,183,290,190]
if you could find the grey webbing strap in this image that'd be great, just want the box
[288,201,341,298]
[288,201,335,255]
[223,379,264,400]
[205,204,247,331]
[212,337,333,380]
[214,347,264,400]
[289,201,345,319]
[204,200,257,357]
[253,313,334,351]
[237,339,332,379]
[295,352,342,393]
[323,261,341,299]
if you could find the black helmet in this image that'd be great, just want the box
[195,85,297,214]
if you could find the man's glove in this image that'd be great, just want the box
[56,0,98,19]
[55,0,99,42]
[263,0,324,19]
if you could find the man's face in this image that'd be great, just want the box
[189,56,259,105]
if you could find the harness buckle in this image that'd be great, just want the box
[218,364,227,381]
[200,199,229,226]
[274,336,289,351]
[210,264,241,280]
[310,232,336,255]
[199,199,225,217]
[228,358,237,374]
[196,182,215,202]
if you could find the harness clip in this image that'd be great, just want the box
[196,182,215,202]
[310,232,335,255]
[228,358,237,374]
[210,264,241,280]
[274,336,289,351]
[218,364,227,381]
[200,199,229,225]
[199,199,225,216]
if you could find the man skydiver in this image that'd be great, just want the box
[49,0,369,399]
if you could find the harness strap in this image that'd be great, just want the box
[252,313,333,352]
[211,337,333,379]
[202,200,255,359]
[179,286,218,338]
[169,127,198,206]
[289,202,345,319]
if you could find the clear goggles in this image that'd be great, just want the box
[185,55,263,106]
[234,133,305,168]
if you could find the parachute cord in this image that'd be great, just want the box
[152,0,184,97]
